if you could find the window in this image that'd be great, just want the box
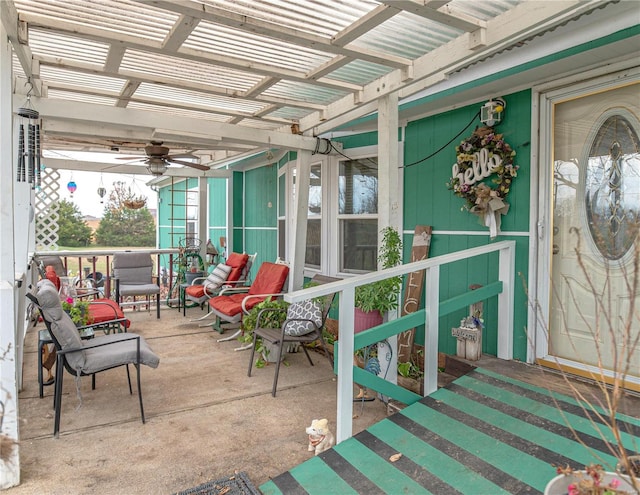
[338,158,378,273]
[278,150,380,276]
[305,164,322,269]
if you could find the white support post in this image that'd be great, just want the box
[0,14,20,488]
[377,92,400,235]
[336,287,355,444]
[497,243,515,360]
[198,177,207,263]
[423,266,440,396]
[289,149,311,292]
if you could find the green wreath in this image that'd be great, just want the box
[447,127,518,211]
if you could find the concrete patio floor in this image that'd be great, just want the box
[11,305,389,494]
[9,304,639,494]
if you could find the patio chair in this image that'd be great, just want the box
[247,275,340,397]
[185,252,257,319]
[206,261,290,344]
[27,280,160,437]
[112,252,161,318]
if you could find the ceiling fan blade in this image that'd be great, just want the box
[116,155,145,160]
[169,159,209,171]
[167,153,198,160]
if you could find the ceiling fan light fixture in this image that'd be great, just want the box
[147,157,167,175]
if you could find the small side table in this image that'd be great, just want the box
[38,327,94,398]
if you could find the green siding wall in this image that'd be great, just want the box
[232,171,244,253]
[242,165,279,270]
[403,90,532,361]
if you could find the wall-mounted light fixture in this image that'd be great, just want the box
[480,97,506,127]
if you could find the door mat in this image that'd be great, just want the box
[173,471,261,495]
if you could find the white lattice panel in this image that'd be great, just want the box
[35,168,60,250]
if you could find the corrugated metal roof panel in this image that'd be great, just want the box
[133,83,268,114]
[46,89,118,106]
[127,101,232,122]
[120,50,263,92]
[184,21,333,73]
[199,0,378,38]
[263,80,349,105]
[40,66,125,93]
[14,0,178,42]
[28,29,109,66]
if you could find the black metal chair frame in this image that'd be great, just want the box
[27,293,147,438]
[247,275,340,397]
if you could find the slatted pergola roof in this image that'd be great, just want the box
[1,0,616,175]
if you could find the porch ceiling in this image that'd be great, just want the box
[1,0,614,176]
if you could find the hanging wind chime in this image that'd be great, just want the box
[16,82,41,188]
[97,175,106,203]
[67,174,77,197]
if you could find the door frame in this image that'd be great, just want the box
[532,63,640,390]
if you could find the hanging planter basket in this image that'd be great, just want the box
[123,198,147,209]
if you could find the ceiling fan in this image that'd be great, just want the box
[117,141,209,175]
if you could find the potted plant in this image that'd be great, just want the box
[354,226,403,331]
[353,227,402,401]
[61,298,92,327]
[545,463,637,494]
[238,298,289,368]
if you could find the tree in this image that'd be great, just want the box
[56,199,93,247]
[94,182,156,247]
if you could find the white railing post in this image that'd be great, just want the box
[336,287,355,443]
[497,242,515,359]
[423,265,440,396]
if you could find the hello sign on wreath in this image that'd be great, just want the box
[447,127,518,238]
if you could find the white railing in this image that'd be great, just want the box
[284,240,516,443]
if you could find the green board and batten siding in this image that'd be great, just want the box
[403,90,532,361]
[156,91,532,361]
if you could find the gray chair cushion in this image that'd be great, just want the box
[118,283,161,296]
[81,333,159,374]
[284,300,323,336]
[36,280,85,370]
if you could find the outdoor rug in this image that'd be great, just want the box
[173,471,261,495]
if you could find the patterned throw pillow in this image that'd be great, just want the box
[284,300,323,336]
[204,263,232,292]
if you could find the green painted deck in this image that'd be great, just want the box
[260,368,640,495]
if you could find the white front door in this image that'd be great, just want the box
[547,81,640,386]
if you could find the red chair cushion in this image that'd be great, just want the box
[248,262,289,295]
[225,253,249,282]
[45,265,61,291]
[208,293,246,316]
[208,262,289,317]
[185,285,205,298]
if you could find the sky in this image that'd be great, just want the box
[44,151,158,218]
[57,169,158,218]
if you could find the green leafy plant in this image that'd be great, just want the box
[61,298,92,326]
[354,226,403,316]
[239,298,289,368]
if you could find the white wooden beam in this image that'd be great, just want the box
[0,0,39,96]
[33,55,323,114]
[381,0,486,32]
[28,97,325,151]
[0,15,20,488]
[104,44,126,72]
[377,92,400,234]
[162,14,200,51]
[142,0,413,70]
[22,12,362,94]
[289,150,311,292]
[332,5,399,46]
[299,0,603,133]
[43,157,232,178]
